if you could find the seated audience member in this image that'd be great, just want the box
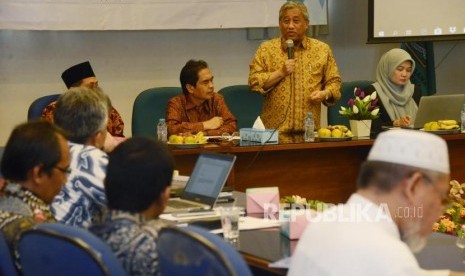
[289,129,463,276]
[166,59,237,136]
[0,121,69,259]
[51,87,109,228]
[365,48,422,132]
[41,61,125,150]
[90,137,174,275]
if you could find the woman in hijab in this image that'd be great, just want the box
[365,48,422,132]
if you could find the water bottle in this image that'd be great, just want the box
[304,112,315,142]
[461,104,465,133]
[157,118,168,143]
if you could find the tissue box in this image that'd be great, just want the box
[240,128,279,144]
[280,209,311,240]
[246,187,280,214]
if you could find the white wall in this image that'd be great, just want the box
[1,0,464,145]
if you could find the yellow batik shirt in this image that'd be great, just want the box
[248,37,341,132]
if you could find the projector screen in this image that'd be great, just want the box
[368,0,465,43]
[0,0,327,31]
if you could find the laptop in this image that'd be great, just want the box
[413,94,465,129]
[164,152,236,213]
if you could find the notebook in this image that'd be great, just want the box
[413,94,465,129]
[164,152,236,213]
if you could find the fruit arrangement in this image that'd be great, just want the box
[317,125,354,138]
[423,120,459,131]
[168,132,207,144]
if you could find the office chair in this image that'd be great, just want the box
[157,225,252,276]
[219,85,263,130]
[16,223,126,276]
[327,80,373,127]
[27,94,61,121]
[132,87,182,139]
[0,231,18,276]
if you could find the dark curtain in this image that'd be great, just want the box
[401,42,436,96]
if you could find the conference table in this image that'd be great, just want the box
[170,132,465,204]
[218,192,465,275]
[238,227,465,275]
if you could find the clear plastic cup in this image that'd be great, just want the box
[218,207,242,245]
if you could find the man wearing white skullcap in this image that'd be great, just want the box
[289,130,464,276]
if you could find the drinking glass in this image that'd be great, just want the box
[219,206,242,246]
[456,225,465,263]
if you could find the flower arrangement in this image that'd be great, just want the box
[339,87,380,120]
[280,195,329,211]
[433,180,465,237]
[280,181,465,237]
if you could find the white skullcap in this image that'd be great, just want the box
[368,129,449,174]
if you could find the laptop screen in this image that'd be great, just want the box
[181,152,236,205]
[414,94,465,129]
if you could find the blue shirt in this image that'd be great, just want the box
[90,210,165,276]
[51,142,108,228]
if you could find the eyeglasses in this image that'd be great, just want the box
[54,165,72,176]
[422,174,452,209]
[221,132,240,142]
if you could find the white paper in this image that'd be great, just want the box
[171,174,189,190]
[252,116,266,130]
[160,212,220,223]
[210,216,280,234]
[268,257,292,269]
[205,135,240,141]
[218,192,233,198]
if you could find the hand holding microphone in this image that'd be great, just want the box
[260,39,296,90]
[281,39,296,76]
[286,39,294,59]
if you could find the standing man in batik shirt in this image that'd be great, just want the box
[90,137,174,275]
[51,87,109,228]
[248,1,341,131]
[166,59,237,136]
[0,121,70,265]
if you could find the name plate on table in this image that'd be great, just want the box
[240,128,279,144]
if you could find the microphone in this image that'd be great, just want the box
[286,39,294,59]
